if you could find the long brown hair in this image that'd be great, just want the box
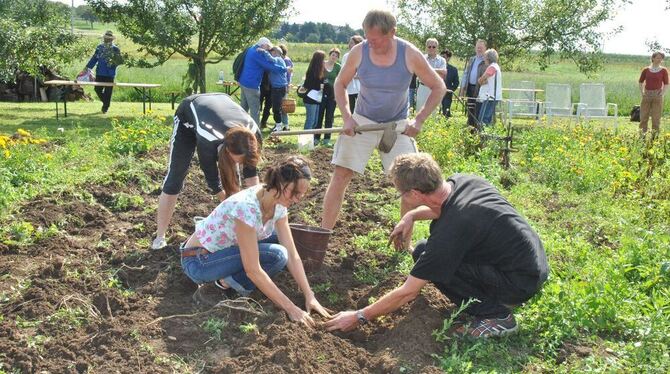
[306,50,326,81]
[218,127,260,196]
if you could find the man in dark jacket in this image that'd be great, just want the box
[238,37,287,126]
[460,40,487,126]
[440,49,460,118]
[84,30,122,113]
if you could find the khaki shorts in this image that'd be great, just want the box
[331,112,418,174]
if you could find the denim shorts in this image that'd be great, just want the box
[180,234,287,296]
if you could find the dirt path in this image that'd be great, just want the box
[0,145,451,373]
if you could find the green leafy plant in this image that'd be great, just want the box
[48,307,88,330]
[239,322,258,334]
[201,318,228,341]
[110,192,144,212]
[104,116,169,156]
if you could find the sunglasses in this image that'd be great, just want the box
[427,45,437,49]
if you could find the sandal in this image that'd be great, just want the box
[214,279,237,298]
[214,279,229,290]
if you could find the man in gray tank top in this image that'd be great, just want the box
[321,9,446,233]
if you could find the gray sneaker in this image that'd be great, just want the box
[467,314,518,338]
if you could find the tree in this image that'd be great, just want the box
[317,23,336,43]
[76,5,99,29]
[299,22,319,42]
[87,0,291,94]
[0,0,87,82]
[305,33,320,43]
[397,0,629,75]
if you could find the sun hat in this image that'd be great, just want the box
[103,30,115,41]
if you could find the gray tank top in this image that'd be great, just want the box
[356,38,412,122]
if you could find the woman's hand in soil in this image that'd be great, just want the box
[287,305,317,328]
[305,295,332,318]
[324,311,359,332]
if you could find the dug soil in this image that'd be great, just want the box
[0,145,453,373]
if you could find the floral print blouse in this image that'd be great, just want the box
[195,185,287,252]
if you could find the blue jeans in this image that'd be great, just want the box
[304,103,320,130]
[180,235,287,296]
[478,100,498,125]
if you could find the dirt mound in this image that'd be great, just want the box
[0,144,451,372]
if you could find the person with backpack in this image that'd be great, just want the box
[81,30,122,113]
[236,37,287,126]
[151,93,262,250]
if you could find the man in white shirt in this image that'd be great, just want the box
[416,38,447,113]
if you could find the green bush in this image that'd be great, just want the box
[104,115,170,155]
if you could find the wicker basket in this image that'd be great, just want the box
[281,98,296,114]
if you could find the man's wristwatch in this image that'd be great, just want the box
[356,310,368,325]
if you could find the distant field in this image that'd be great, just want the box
[61,20,666,117]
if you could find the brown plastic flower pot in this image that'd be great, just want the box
[289,223,332,272]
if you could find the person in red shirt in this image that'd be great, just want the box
[638,52,668,136]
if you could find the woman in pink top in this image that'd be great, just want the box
[638,51,668,136]
[180,156,330,327]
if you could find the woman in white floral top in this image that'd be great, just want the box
[180,156,330,327]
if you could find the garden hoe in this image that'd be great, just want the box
[271,122,400,152]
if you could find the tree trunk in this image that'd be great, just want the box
[192,58,206,94]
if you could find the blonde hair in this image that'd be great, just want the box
[389,153,443,194]
[362,9,396,34]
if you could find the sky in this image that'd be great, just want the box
[59,0,669,56]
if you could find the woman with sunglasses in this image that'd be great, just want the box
[180,156,330,326]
